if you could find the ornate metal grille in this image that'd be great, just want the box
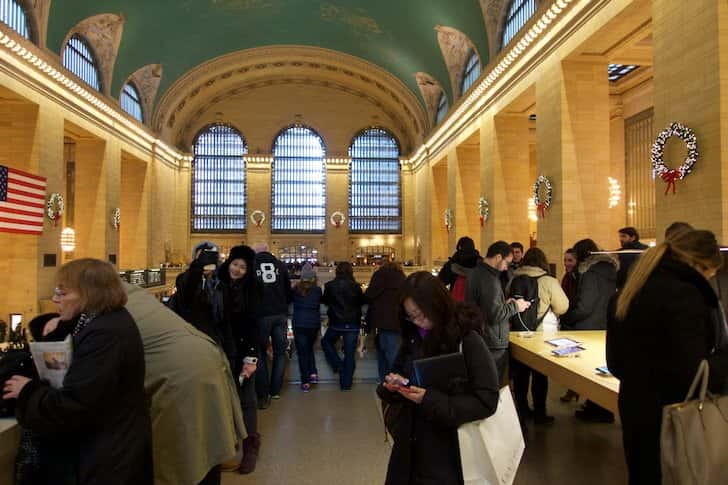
[502,0,537,48]
[62,35,101,91]
[608,64,639,82]
[271,125,326,232]
[120,82,143,122]
[349,128,401,233]
[191,124,247,232]
[0,0,29,39]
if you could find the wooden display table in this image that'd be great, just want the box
[509,330,620,414]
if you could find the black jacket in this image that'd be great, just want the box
[560,254,618,330]
[465,261,519,349]
[254,251,293,317]
[606,256,728,484]
[217,267,261,361]
[438,249,480,288]
[377,330,499,485]
[616,241,648,289]
[16,308,153,485]
[365,266,406,332]
[322,277,365,330]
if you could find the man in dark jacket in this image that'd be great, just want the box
[365,261,406,383]
[253,243,293,409]
[616,227,648,289]
[465,241,530,381]
[438,236,481,289]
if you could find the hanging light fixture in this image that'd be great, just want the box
[60,227,76,252]
[608,177,622,208]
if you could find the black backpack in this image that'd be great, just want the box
[509,274,545,331]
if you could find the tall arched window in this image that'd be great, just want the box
[120,82,143,122]
[191,124,247,232]
[0,0,30,39]
[461,50,481,95]
[271,125,326,232]
[435,92,449,124]
[62,34,101,91]
[349,128,401,233]
[502,0,537,48]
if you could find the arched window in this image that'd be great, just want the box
[435,92,449,124]
[120,82,143,122]
[271,125,326,232]
[461,50,481,95]
[191,124,247,232]
[502,0,537,48]
[62,34,101,91]
[0,0,30,39]
[349,128,401,233]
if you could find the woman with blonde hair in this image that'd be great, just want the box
[3,258,152,485]
[607,230,728,484]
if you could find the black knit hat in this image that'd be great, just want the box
[227,245,256,265]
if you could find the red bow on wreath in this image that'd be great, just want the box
[661,169,680,195]
[536,202,547,219]
[479,215,485,227]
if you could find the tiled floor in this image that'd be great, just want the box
[222,379,628,485]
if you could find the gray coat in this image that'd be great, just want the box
[465,261,519,350]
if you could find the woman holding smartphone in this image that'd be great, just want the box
[217,245,262,474]
[377,272,500,485]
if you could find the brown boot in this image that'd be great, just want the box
[238,433,261,474]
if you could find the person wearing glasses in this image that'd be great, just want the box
[3,259,152,485]
[377,272,499,485]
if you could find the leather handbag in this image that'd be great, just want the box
[661,359,728,485]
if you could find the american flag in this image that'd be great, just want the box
[0,165,47,235]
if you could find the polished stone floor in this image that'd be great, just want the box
[222,379,628,485]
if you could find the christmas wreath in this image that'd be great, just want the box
[533,175,553,219]
[330,211,346,228]
[111,207,121,230]
[651,122,698,195]
[46,193,64,226]
[250,210,266,228]
[478,197,489,226]
[444,208,454,233]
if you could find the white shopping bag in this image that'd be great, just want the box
[458,385,525,485]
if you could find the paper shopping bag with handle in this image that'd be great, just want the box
[458,385,525,485]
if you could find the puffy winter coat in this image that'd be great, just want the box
[560,254,618,330]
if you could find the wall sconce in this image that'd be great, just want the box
[608,177,622,208]
[60,227,76,252]
[528,198,538,222]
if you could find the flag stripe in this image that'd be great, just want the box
[0,225,43,235]
[8,187,45,200]
[6,194,44,207]
[9,181,46,195]
[8,168,46,183]
[0,202,44,215]
[0,215,43,225]
[0,220,43,233]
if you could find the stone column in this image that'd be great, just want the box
[454,143,481,248]
[326,163,349,263]
[652,0,728,242]
[536,59,613,269]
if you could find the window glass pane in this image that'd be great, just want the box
[461,51,481,94]
[62,35,101,91]
[120,82,143,122]
[272,126,327,232]
[349,128,401,233]
[192,124,247,232]
[0,0,29,39]
[608,64,639,82]
[502,0,537,48]
[435,92,448,124]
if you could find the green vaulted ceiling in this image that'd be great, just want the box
[47,0,490,107]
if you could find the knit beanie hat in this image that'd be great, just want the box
[227,245,255,265]
[300,263,316,281]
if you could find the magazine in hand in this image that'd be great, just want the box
[29,335,73,389]
[412,352,468,391]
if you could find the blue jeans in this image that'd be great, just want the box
[294,327,319,384]
[255,314,288,398]
[375,329,400,383]
[321,328,358,390]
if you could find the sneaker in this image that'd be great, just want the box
[301,383,311,393]
[271,394,281,400]
[310,373,319,384]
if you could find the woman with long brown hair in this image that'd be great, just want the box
[607,229,728,484]
[377,272,499,485]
